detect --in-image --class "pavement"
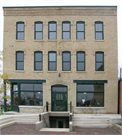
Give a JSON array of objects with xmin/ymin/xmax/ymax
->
[{"xmin": 0, "ymin": 124, "xmax": 121, "ymax": 135}]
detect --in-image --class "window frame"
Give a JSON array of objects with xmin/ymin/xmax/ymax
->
[
  {"xmin": 95, "ymin": 21, "xmax": 104, "ymax": 40},
  {"xmin": 62, "ymin": 21, "xmax": 71, "ymax": 40},
  {"xmin": 77, "ymin": 51, "xmax": 85, "ymax": 71},
  {"xmin": 16, "ymin": 22, "xmax": 24, "ymax": 40},
  {"xmin": 16, "ymin": 51, "xmax": 24, "ymax": 70},
  {"xmin": 48, "ymin": 21, "xmax": 57, "ymax": 40},
  {"xmin": 34, "ymin": 22, "xmax": 43, "ymax": 40},
  {"xmin": 76, "ymin": 21, "xmax": 85, "ymax": 40},
  {"xmin": 95, "ymin": 52, "xmax": 104, "ymax": 71},
  {"xmin": 62, "ymin": 51, "xmax": 71, "ymax": 71},
  {"xmin": 34, "ymin": 51, "xmax": 43, "ymax": 71},
  {"xmin": 48, "ymin": 51, "xmax": 57, "ymax": 71}
]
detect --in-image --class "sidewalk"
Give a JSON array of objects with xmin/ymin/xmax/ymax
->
[{"xmin": 1, "ymin": 124, "xmax": 121, "ymax": 135}]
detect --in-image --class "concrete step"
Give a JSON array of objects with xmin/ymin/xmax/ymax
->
[
  {"xmin": 73, "ymin": 124, "xmax": 111, "ymax": 128},
  {"xmin": 39, "ymin": 128, "xmax": 69, "ymax": 132},
  {"xmin": 0, "ymin": 118, "xmax": 14, "ymax": 125},
  {"xmin": 0, "ymin": 121, "xmax": 15, "ymax": 129}
]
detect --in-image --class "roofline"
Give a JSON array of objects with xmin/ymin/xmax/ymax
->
[{"xmin": 3, "ymin": 6, "xmax": 117, "ymax": 9}]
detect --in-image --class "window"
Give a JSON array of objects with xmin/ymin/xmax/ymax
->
[
  {"xmin": 16, "ymin": 22, "xmax": 24, "ymax": 40},
  {"xmin": 95, "ymin": 22, "xmax": 104, "ymax": 40},
  {"xmin": 48, "ymin": 52, "xmax": 57, "ymax": 71},
  {"xmin": 62, "ymin": 51, "xmax": 71, "ymax": 71},
  {"xmin": 77, "ymin": 84, "xmax": 104, "ymax": 107},
  {"xmin": 34, "ymin": 22, "xmax": 43, "ymax": 40},
  {"xmin": 62, "ymin": 22, "xmax": 70, "ymax": 40},
  {"xmin": 76, "ymin": 22, "xmax": 85, "ymax": 40},
  {"xmin": 95, "ymin": 52, "xmax": 104, "ymax": 71},
  {"xmin": 16, "ymin": 51, "xmax": 24, "ymax": 70},
  {"xmin": 34, "ymin": 51, "xmax": 43, "ymax": 71},
  {"xmin": 48, "ymin": 22, "xmax": 57, "ymax": 40},
  {"xmin": 77, "ymin": 52, "xmax": 85, "ymax": 71}
]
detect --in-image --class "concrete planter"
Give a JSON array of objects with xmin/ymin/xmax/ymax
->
[{"xmin": 113, "ymin": 123, "xmax": 122, "ymax": 133}]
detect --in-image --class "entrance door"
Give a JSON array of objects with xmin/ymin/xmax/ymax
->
[{"xmin": 51, "ymin": 85, "xmax": 67, "ymax": 111}]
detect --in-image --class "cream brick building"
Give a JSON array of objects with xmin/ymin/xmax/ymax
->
[{"xmin": 3, "ymin": 6, "xmax": 118, "ymax": 114}]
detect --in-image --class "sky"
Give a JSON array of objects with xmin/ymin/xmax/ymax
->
[{"xmin": 0, "ymin": 0, "xmax": 122, "ymax": 75}]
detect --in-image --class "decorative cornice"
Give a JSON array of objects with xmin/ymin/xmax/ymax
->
[{"xmin": 3, "ymin": 7, "xmax": 117, "ymax": 16}]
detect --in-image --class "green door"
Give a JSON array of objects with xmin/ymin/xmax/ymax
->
[{"xmin": 52, "ymin": 85, "xmax": 67, "ymax": 111}]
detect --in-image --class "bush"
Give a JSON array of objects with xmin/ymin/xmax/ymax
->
[{"xmin": 7, "ymin": 107, "xmax": 11, "ymax": 111}]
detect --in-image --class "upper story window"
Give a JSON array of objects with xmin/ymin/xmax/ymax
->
[
  {"xmin": 48, "ymin": 22, "xmax": 57, "ymax": 40},
  {"xmin": 77, "ymin": 51, "xmax": 85, "ymax": 71},
  {"xmin": 48, "ymin": 52, "xmax": 57, "ymax": 71},
  {"xmin": 95, "ymin": 22, "xmax": 104, "ymax": 40},
  {"xmin": 16, "ymin": 51, "xmax": 24, "ymax": 70},
  {"xmin": 62, "ymin": 51, "xmax": 71, "ymax": 71},
  {"xmin": 76, "ymin": 22, "xmax": 85, "ymax": 40},
  {"xmin": 95, "ymin": 52, "xmax": 104, "ymax": 71},
  {"xmin": 34, "ymin": 51, "xmax": 43, "ymax": 71},
  {"xmin": 34, "ymin": 22, "xmax": 43, "ymax": 40},
  {"xmin": 16, "ymin": 22, "xmax": 24, "ymax": 40},
  {"xmin": 62, "ymin": 22, "xmax": 71, "ymax": 40}
]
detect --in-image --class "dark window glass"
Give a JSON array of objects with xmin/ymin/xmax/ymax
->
[
  {"xmin": 62, "ymin": 52, "xmax": 71, "ymax": 71},
  {"xmin": 20, "ymin": 84, "xmax": 42, "ymax": 91},
  {"xmin": 16, "ymin": 22, "xmax": 24, "ymax": 40},
  {"xmin": 13, "ymin": 85, "xmax": 18, "ymax": 91},
  {"xmin": 21, "ymin": 92, "xmax": 43, "ymax": 106},
  {"xmin": 77, "ymin": 84, "xmax": 104, "ymax": 107},
  {"xmin": 76, "ymin": 22, "xmax": 85, "ymax": 40},
  {"xmin": 95, "ymin": 22, "xmax": 103, "ymax": 40},
  {"xmin": 52, "ymin": 86, "xmax": 67, "ymax": 92},
  {"xmin": 49, "ymin": 22, "xmax": 57, "ymax": 39},
  {"xmin": 13, "ymin": 92, "xmax": 18, "ymax": 105},
  {"xmin": 34, "ymin": 52, "xmax": 43, "ymax": 71},
  {"xmin": 77, "ymin": 52, "xmax": 85, "ymax": 71},
  {"xmin": 48, "ymin": 52, "xmax": 56, "ymax": 71},
  {"xmin": 35, "ymin": 22, "xmax": 43, "ymax": 40},
  {"xmin": 62, "ymin": 22, "xmax": 70, "ymax": 40},
  {"xmin": 16, "ymin": 51, "xmax": 24, "ymax": 70},
  {"xmin": 95, "ymin": 52, "xmax": 104, "ymax": 71}
]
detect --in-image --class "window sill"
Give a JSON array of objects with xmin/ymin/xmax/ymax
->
[
  {"xmin": 15, "ymin": 70, "xmax": 25, "ymax": 73},
  {"xmin": 76, "ymin": 71, "xmax": 86, "ymax": 73},
  {"xmin": 33, "ymin": 71, "xmax": 43, "ymax": 73},
  {"xmin": 19, "ymin": 105, "xmax": 43, "ymax": 108},
  {"xmin": 61, "ymin": 40, "xmax": 71, "ymax": 42},
  {"xmin": 94, "ymin": 71, "xmax": 105, "ymax": 74},
  {"xmin": 75, "ymin": 107, "xmax": 105, "ymax": 108},
  {"xmin": 47, "ymin": 40, "xmax": 57, "ymax": 42},
  {"xmin": 15, "ymin": 40, "xmax": 25, "ymax": 42},
  {"xmin": 76, "ymin": 40, "xmax": 86, "ymax": 42},
  {"xmin": 34, "ymin": 40, "xmax": 44, "ymax": 42},
  {"xmin": 95, "ymin": 40, "xmax": 104, "ymax": 42},
  {"xmin": 62, "ymin": 71, "xmax": 72, "ymax": 73},
  {"xmin": 47, "ymin": 71, "xmax": 57, "ymax": 73}
]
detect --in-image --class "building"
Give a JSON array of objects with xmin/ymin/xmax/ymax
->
[{"xmin": 3, "ymin": 6, "xmax": 118, "ymax": 114}]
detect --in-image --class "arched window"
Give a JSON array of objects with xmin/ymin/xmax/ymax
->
[
  {"xmin": 76, "ymin": 22, "xmax": 85, "ymax": 40},
  {"xmin": 16, "ymin": 51, "xmax": 24, "ymax": 70},
  {"xmin": 77, "ymin": 51, "xmax": 85, "ymax": 71},
  {"xmin": 34, "ymin": 22, "xmax": 43, "ymax": 40},
  {"xmin": 48, "ymin": 22, "xmax": 57, "ymax": 40},
  {"xmin": 16, "ymin": 22, "xmax": 24, "ymax": 40}
]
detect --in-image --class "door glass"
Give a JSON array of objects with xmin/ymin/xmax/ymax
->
[{"xmin": 58, "ymin": 121, "xmax": 63, "ymax": 128}]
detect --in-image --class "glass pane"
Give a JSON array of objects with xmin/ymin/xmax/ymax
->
[
  {"xmin": 77, "ymin": 32, "xmax": 84, "ymax": 40},
  {"xmin": 77, "ymin": 52, "xmax": 84, "ymax": 61},
  {"xmin": 63, "ymin": 62, "xmax": 70, "ymax": 71},
  {"xmin": 63, "ymin": 32, "xmax": 70, "ymax": 39},
  {"xmin": 17, "ymin": 62, "xmax": 23, "ymax": 70},
  {"xmin": 63, "ymin": 53, "xmax": 70, "ymax": 61},
  {"xmin": 17, "ymin": 52, "xmax": 23, "ymax": 61},
  {"xmin": 17, "ymin": 32, "xmax": 24, "ymax": 40},
  {"xmin": 49, "ymin": 62, "xmax": 56, "ymax": 71},
  {"xmin": 49, "ymin": 53, "xmax": 56, "ymax": 61},
  {"xmin": 13, "ymin": 85, "xmax": 18, "ymax": 91},
  {"xmin": 77, "ymin": 93, "xmax": 103, "ymax": 107},
  {"xmin": 49, "ymin": 32, "xmax": 56, "ymax": 39},
  {"xmin": 35, "ymin": 32, "xmax": 42, "ymax": 40},
  {"xmin": 21, "ymin": 92, "xmax": 43, "ymax": 106},
  {"xmin": 77, "ymin": 84, "xmax": 103, "ymax": 92},
  {"xmin": 13, "ymin": 92, "xmax": 18, "ymax": 105},
  {"xmin": 96, "ymin": 63, "xmax": 104, "ymax": 71},
  {"xmin": 36, "ymin": 23, "xmax": 42, "ymax": 31},
  {"xmin": 35, "ymin": 62, "xmax": 42, "ymax": 70},
  {"xmin": 96, "ymin": 32, "xmax": 103, "ymax": 40},
  {"xmin": 77, "ymin": 63, "xmax": 84, "ymax": 71},
  {"xmin": 96, "ymin": 23, "xmax": 102, "ymax": 31},
  {"xmin": 77, "ymin": 23, "xmax": 84, "ymax": 31},
  {"xmin": 49, "ymin": 23, "xmax": 56, "ymax": 31},
  {"xmin": 34, "ymin": 84, "xmax": 42, "ymax": 91},
  {"xmin": 35, "ymin": 52, "xmax": 42, "ymax": 61},
  {"xmin": 17, "ymin": 23, "xmax": 24, "ymax": 31},
  {"xmin": 20, "ymin": 84, "xmax": 33, "ymax": 90},
  {"xmin": 63, "ymin": 23, "xmax": 70, "ymax": 31},
  {"xmin": 52, "ymin": 87, "xmax": 67, "ymax": 92},
  {"xmin": 96, "ymin": 53, "xmax": 103, "ymax": 62}
]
